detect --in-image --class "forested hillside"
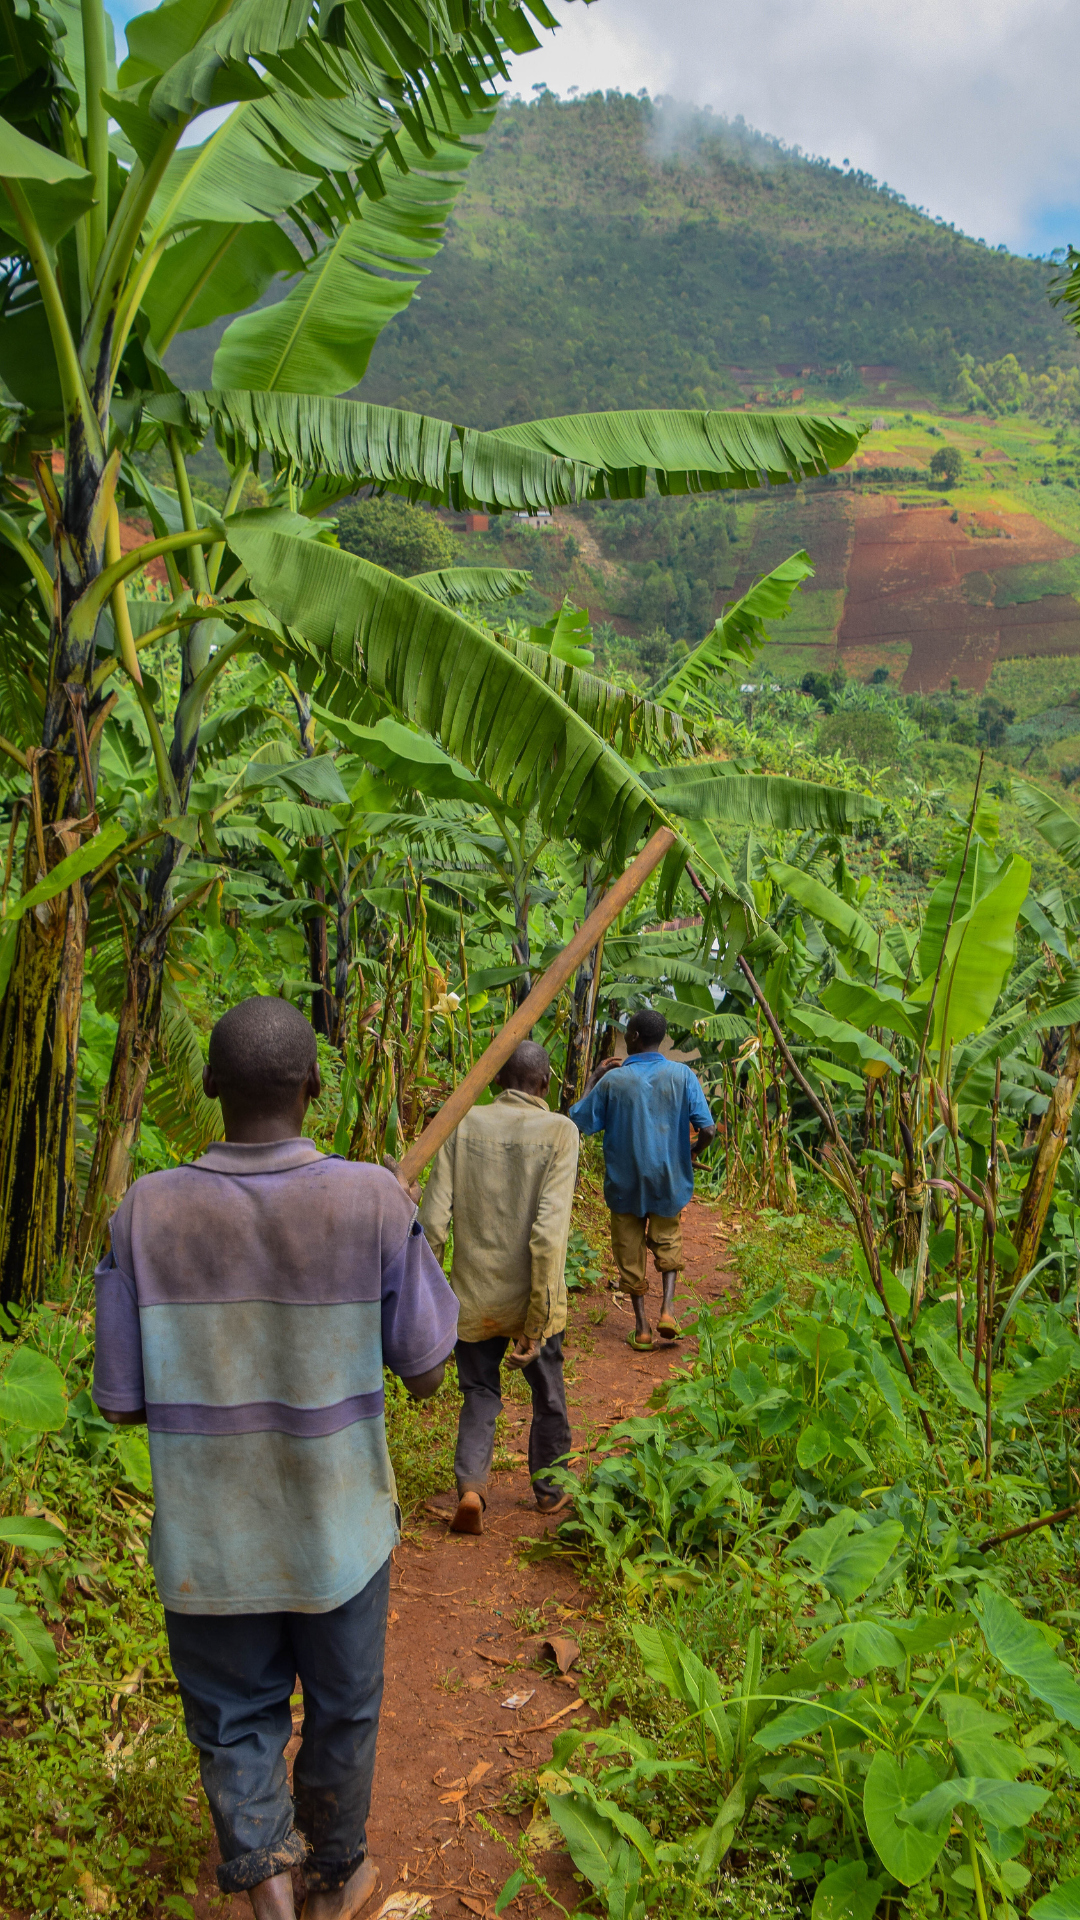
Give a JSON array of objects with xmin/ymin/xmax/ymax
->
[
  {"xmin": 353, "ymin": 91, "xmax": 1078, "ymax": 425},
  {"xmin": 165, "ymin": 93, "xmax": 1080, "ymax": 424}
]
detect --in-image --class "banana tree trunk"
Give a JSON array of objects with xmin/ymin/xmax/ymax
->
[
  {"xmin": 76, "ymin": 920, "xmax": 167, "ymax": 1261},
  {"xmin": 77, "ymin": 619, "xmax": 216, "ymax": 1253},
  {"xmin": 0, "ymin": 442, "xmax": 110, "ymax": 1301},
  {"xmin": 1011, "ymin": 1022, "xmax": 1080, "ymax": 1284}
]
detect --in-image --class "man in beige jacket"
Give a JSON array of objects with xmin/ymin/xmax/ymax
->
[{"xmin": 419, "ymin": 1040, "xmax": 578, "ymax": 1535}]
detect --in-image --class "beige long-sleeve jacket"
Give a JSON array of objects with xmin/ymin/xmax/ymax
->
[{"xmin": 418, "ymin": 1090, "xmax": 579, "ymax": 1344}]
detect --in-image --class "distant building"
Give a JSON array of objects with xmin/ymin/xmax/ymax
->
[{"xmin": 462, "ymin": 512, "xmax": 489, "ymax": 532}]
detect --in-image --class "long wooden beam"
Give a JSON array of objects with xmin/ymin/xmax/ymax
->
[{"xmin": 397, "ymin": 824, "xmax": 678, "ymax": 1183}]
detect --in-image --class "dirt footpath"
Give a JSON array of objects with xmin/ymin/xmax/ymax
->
[{"xmin": 194, "ymin": 1199, "xmax": 741, "ymax": 1920}]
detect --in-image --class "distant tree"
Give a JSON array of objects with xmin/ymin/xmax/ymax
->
[
  {"xmin": 337, "ymin": 500, "xmax": 457, "ymax": 575},
  {"xmin": 930, "ymin": 445, "xmax": 964, "ymax": 486},
  {"xmin": 636, "ymin": 626, "xmax": 674, "ymax": 680},
  {"xmin": 818, "ymin": 709, "xmax": 901, "ymax": 766},
  {"xmin": 870, "ymin": 665, "xmax": 890, "ymax": 684},
  {"xmin": 801, "ymin": 670, "xmax": 834, "ymax": 710}
]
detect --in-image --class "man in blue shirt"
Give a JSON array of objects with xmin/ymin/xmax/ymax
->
[{"xmin": 570, "ymin": 1008, "xmax": 715, "ymax": 1350}]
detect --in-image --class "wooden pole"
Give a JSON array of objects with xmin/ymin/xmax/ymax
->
[{"xmin": 397, "ymin": 825, "xmax": 678, "ymax": 1184}]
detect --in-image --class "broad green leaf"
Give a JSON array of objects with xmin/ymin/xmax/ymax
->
[
  {"xmin": 933, "ymin": 855, "xmax": 1031, "ymax": 1054},
  {"xmin": 409, "ymin": 566, "xmax": 533, "ymax": 607},
  {"xmin": 916, "ymin": 1327, "xmax": 987, "ymax": 1419},
  {"xmin": 494, "ymin": 1872, "xmax": 526, "ymax": 1916},
  {"xmin": 0, "ymin": 1349, "xmax": 68, "ymax": 1431},
  {"xmin": 213, "ymin": 167, "xmax": 457, "ymax": 392},
  {"xmin": 113, "ymin": 1428, "xmax": 153, "ymax": 1494},
  {"xmin": 1032, "ymin": 1878, "xmax": 1080, "ymax": 1919},
  {"xmin": 996, "ymin": 1345, "xmax": 1076, "ymax": 1418},
  {"xmin": 228, "ymin": 529, "xmax": 672, "ymax": 861},
  {"xmin": 975, "ymin": 1586, "xmax": 1080, "ymax": 1728},
  {"xmin": 546, "ymin": 1790, "xmax": 618, "ymax": 1890},
  {"xmin": 655, "ymin": 552, "xmax": 814, "ymax": 714},
  {"xmin": 786, "ymin": 1511, "xmax": 905, "ymax": 1605},
  {"xmin": 821, "ymin": 978, "xmax": 922, "ymax": 1043},
  {"xmin": 484, "ymin": 408, "xmax": 866, "ymax": 497},
  {"xmin": 645, "ymin": 768, "xmax": 880, "ymax": 836},
  {"xmin": 260, "ymin": 755, "xmax": 349, "ymax": 807},
  {"xmin": 755, "ymin": 1698, "xmax": 844, "ymax": 1750},
  {"xmin": 789, "ymin": 1005, "xmax": 903, "ymax": 1073},
  {"xmin": 182, "ymin": 393, "xmax": 861, "ymax": 512},
  {"xmin": 632, "ymin": 1624, "xmax": 733, "ymax": 1766},
  {"xmin": 767, "ymin": 863, "xmax": 903, "ymax": 978},
  {"xmin": 142, "ymin": 220, "xmax": 304, "ymax": 351},
  {"xmin": 312, "ymin": 708, "xmax": 497, "ymax": 806},
  {"xmin": 0, "ymin": 1588, "xmax": 58, "ymax": 1683},
  {"xmin": 3, "ymin": 822, "xmax": 126, "ymax": 927},
  {"xmin": 864, "ymin": 1751, "xmax": 950, "ymax": 1885},
  {"xmin": 0, "ymin": 1516, "xmax": 65, "ymax": 1551},
  {"xmin": 812, "ymin": 1858, "xmax": 884, "ymax": 1920},
  {"xmin": 899, "ymin": 1777, "xmax": 1048, "ymax": 1833},
  {"xmin": 1013, "ymin": 781, "xmax": 1080, "ymax": 870},
  {"xmin": 0, "ymin": 115, "xmax": 95, "ymax": 246},
  {"xmin": 147, "ymin": 117, "xmax": 318, "ymax": 238},
  {"xmin": 938, "ymin": 1697, "xmax": 1025, "ymax": 1781}
]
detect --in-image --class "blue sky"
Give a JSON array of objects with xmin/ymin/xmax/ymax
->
[{"xmin": 111, "ymin": 0, "xmax": 1080, "ymax": 259}]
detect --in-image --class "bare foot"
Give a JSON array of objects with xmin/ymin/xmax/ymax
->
[
  {"xmin": 450, "ymin": 1491, "xmax": 484, "ymax": 1534},
  {"xmin": 302, "ymin": 1857, "xmax": 379, "ymax": 1920},
  {"xmin": 249, "ymin": 1872, "xmax": 296, "ymax": 1920}
]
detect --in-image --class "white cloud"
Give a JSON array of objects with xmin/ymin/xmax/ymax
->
[{"xmin": 509, "ymin": 0, "xmax": 1080, "ymax": 254}]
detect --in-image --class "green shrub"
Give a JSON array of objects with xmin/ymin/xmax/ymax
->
[
  {"xmin": 816, "ymin": 707, "xmax": 901, "ymax": 765},
  {"xmin": 336, "ymin": 498, "xmax": 457, "ymax": 575}
]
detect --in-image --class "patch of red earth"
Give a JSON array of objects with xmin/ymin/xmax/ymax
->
[
  {"xmin": 836, "ymin": 493, "xmax": 1080, "ymax": 691},
  {"xmin": 190, "ymin": 1198, "xmax": 742, "ymax": 1920},
  {"xmin": 118, "ymin": 516, "xmax": 170, "ymax": 589}
]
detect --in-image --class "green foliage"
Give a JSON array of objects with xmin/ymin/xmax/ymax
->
[{"xmin": 336, "ymin": 498, "xmax": 459, "ymax": 576}]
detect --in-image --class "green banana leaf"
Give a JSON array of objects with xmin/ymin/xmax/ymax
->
[
  {"xmin": 766, "ymin": 862, "xmax": 904, "ymax": 978},
  {"xmin": 654, "ymin": 551, "xmax": 814, "ymax": 713},
  {"xmin": 931, "ymin": 855, "xmax": 1031, "ymax": 1055},
  {"xmin": 409, "ymin": 566, "xmax": 533, "ymax": 606},
  {"xmin": 643, "ymin": 768, "xmax": 880, "ymax": 835},
  {"xmin": 1013, "ymin": 779, "xmax": 1080, "ymax": 869}
]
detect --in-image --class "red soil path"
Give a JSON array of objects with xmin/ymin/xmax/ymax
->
[{"xmin": 190, "ymin": 1198, "xmax": 741, "ymax": 1920}]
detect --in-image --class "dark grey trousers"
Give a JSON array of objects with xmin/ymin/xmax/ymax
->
[{"xmin": 454, "ymin": 1333, "xmax": 572, "ymax": 1502}]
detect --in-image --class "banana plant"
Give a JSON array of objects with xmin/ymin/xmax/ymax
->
[{"xmin": 0, "ymin": 0, "xmax": 868, "ymax": 1299}]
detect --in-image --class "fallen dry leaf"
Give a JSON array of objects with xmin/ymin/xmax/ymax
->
[
  {"xmin": 439, "ymin": 1791, "xmax": 467, "ymax": 1805},
  {"xmin": 466, "ymin": 1759, "xmax": 493, "ymax": 1788},
  {"xmin": 459, "ymin": 1899, "xmax": 488, "ymax": 1916},
  {"xmin": 541, "ymin": 1634, "xmax": 579, "ymax": 1674},
  {"xmin": 373, "ymin": 1897, "xmax": 432, "ymax": 1920},
  {"xmin": 389, "ymin": 1610, "xmax": 400, "ymax": 1624},
  {"xmin": 473, "ymin": 1646, "xmax": 514, "ymax": 1666},
  {"xmin": 500, "ymin": 1690, "xmax": 535, "ymax": 1711}
]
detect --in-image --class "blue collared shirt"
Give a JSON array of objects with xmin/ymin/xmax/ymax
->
[{"xmin": 569, "ymin": 1053, "xmax": 714, "ymax": 1218}]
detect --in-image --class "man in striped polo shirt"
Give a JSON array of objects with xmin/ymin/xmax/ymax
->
[{"xmin": 94, "ymin": 997, "xmax": 457, "ymax": 1920}]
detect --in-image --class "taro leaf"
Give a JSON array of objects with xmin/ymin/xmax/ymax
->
[
  {"xmin": 0, "ymin": 1516, "xmax": 65, "ymax": 1551},
  {"xmin": 796, "ymin": 1422, "xmax": 835, "ymax": 1470},
  {"xmin": 1032, "ymin": 1878, "xmax": 1080, "ymax": 1919},
  {"xmin": 863, "ymin": 1750, "xmax": 949, "ymax": 1885},
  {"xmin": 938, "ymin": 1696, "xmax": 1025, "ymax": 1780},
  {"xmin": 786, "ymin": 1510, "xmax": 905, "ymax": 1605},
  {"xmin": 0, "ymin": 1349, "xmax": 68, "ymax": 1431},
  {"xmin": 811, "ymin": 1858, "xmax": 885, "ymax": 1920},
  {"xmin": 887, "ymin": 1615, "xmax": 963, "ymax": 1659},
  {"xmin": 0, "ymin": 1588, "xmax": 58, "ymax": 1683},
  {"xmin": 113, "ymin": 1428, "xmax": 153, "ymax": 1494},
  {"xmin": 996, "ymin": 1346, "xmax": 1076, "ymax": 1419},
  {"xmin": 546, "ymin": 1789, "xmax": 618, "ymax": 1890},
  {"xmin": 899, "ymin": 1777, "xmax": 1049, "ymax": 1834},
  {"xmin": 756, "ymin": 1697, "xmax": 853, "ymax": 1751},
  {"xmin": 975, "ymin": 1585, "xmax": 1080, "ymax": 1728},
  {"xmin": 836, "ymin": 1621, "xmax": 908, "ymax": 1677}
]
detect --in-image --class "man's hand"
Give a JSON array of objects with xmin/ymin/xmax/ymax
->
[
  {"xmin": 506, "ymin": 1335, "xmax": 539, "ymax": 1370},
  {"xmin": 400, "ymin": 1361, "xmax": 446, "ymax": 1400},
  {"xmin": 691, "ymin": 1124, "xmax": 717, "ymax": 1164},
  {"xmin": 383, "ymin": 1154, "xmax": 421, "ymax": 1204},
  {"xmin": 582, "ymin": 1056, "xmax": 622, "ymax": 1096}
]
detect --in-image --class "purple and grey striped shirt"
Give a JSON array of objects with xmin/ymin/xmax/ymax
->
[{"xmin": 94, "ymin": 1138, "xmax": 458, "ymax": 1616}]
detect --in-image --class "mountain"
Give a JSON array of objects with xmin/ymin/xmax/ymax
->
[{"xmin": 352, "ymin": 92, "xmax": 1079, "ymax": 427}]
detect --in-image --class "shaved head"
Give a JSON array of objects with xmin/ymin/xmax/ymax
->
[
  {"xmin": 497, "ymin": 1041, "xmax": 551, "ymax": 1095},
  {"xmin": 208, "ymin": 996, "xmax": 318, "ymax": 1111}
]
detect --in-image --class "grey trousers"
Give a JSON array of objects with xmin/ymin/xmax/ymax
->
[{"xmin": 454, "ymin": 1333, "xmax": 572, "ymax": 1503}]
